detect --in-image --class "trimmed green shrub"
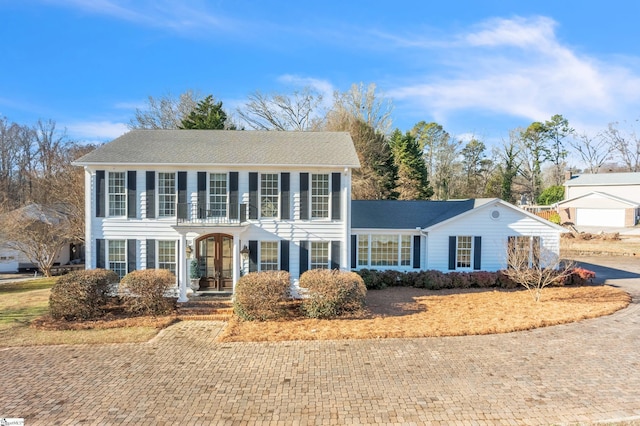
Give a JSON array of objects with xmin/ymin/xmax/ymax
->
[
  {"xmin": 300, "ymin": 269, "xmax": 366, "ymax": 319},
  {"xmin": 233, "ymin": 271, "xmax": 291, "ymax": 321},
  {"xmin": 49, "ymin": 269, "xmax": 119, "ymax": 320},
  {"xmin": 119, "ymin": 269, "xmax": 176, "ymax": 316}
]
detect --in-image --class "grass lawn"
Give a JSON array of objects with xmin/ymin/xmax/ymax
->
[
  {"xmin": 219, "ymin": 285, "xmax": 630, "ymax": 342},
  {"xmin": 0, "ymin": 278, "xmax": 173, "ymax": 348},
  {"xmin": 561, "ymin": 234, "xmax": 640, "ymax": 256}
]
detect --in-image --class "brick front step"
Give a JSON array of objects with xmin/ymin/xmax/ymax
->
[{"xmin": 177, "ymin": 297, "xmax": 233, "ymax": 321}]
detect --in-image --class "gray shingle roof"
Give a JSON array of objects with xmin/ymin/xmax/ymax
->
[
  {"xmin": 565, "ymin": 172, "xmax": 640, "ymax": 186},
  {"xmin": 351, "ymin": 199, "xmax": 491, "ymax": 229},
  {"xmin": 74, "ymin": 130, "xmax": 360, "ymax": 168}
]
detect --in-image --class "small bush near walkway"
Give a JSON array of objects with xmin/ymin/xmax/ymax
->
[
  {"xmin": 233, "ymin": 271, "xmax": 291, "ymax": 321},
  {"xmin": 300, "ymin": 269, "xmax": 366, "ymax": 319},
  {"xmin": 119, "ymin": 269, "xmax": 176, "ymax": 316},
  {"xmin": 49, "ymin": 269, "xmax": 119, "ymax": 320}
]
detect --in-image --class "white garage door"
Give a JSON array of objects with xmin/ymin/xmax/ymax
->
[{"xmin": 576, "ymin": 208, "xmax": 625, "ymax": 227}]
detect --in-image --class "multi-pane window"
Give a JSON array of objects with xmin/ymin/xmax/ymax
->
[
  {"xmin": 209, "ymin": 173, "xmax": 227, "ymax": 217},
  {"xmin": 158, "ymin": 240, "xmax": 176, "ymax": 275},
  {"xmin": 456, "ymin": 236, "xmax": 472, "ymax": 269},
  {"xmin": 260, "ymin": 241, "xmax": 279, "ymax": 271},
  {"xmin": 508, "ymin": 236, "xmax": 540, "ymax": 268},
  {"xmin": 108, "ymin": 240, "xmax": 126, "ymax": 279},
  {"xmin": 356, "ymin": 234, "xmax": 414, "ymax": 268},
  {"xmin": 158, "ymin": 173, "xmax": 176, "ymax": 217},
  {"xmin": 260, "ymin": 174, "xmax": 279, "ymax": 218},
  {"xmin": 108, "ymin": 172, "xmax": 126, "ymax": 216},
  {"xmin": 310, "ymin": 241, "xmax": 329, "ymax": 269},
  {"xmin": 311, "ymin": 174, "xmax": 329, "ymax": 219},
  {"xmin": 357, "ymin": 235, "xmax": 369, "ymax": 266},
  {"xmin": 371, "ymin": 235, "xmax": 399, "ymax": 266},
  {"xmin": 400, "ymin": 235, "xmax": 412, "ymax": 266}
]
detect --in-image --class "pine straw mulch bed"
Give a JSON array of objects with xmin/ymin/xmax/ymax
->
[
  {"xmin": 218, "ymin": 285, "xmax": 631, "ymax": 342},
  {"xmin": 30, "ymin": 299, "xmax": 178, "ymax": 331}
]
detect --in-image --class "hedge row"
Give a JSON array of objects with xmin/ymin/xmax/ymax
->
[
  {"xmin": 49, "ymin": 268, "xmax": 177, "ymax": 320},
  {"xmin": 356, "ymin": 268, "xmax": 594, "ymax": 290}
]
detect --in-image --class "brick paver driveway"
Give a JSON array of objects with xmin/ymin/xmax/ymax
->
[{"xmin": 1, "ymin": 256, "xmax": 639, "ymax": 425}]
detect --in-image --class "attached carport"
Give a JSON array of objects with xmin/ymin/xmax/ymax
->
[{"xmin": 556, "ymin": 192, "xmax": 639, "ymax": 227}]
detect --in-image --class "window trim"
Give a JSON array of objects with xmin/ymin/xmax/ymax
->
[
  {"xmin": 157, "ymin": 240, "xmax": 177, "ymax": 275},
  {"xmin": 259, "ymin": 240, "xmax": 279, "ymax": 271},
  {"xmin": 310, "ymin": 241, "xmax": 330, "ymax": 269},
  {"xmin": 157, "ymin": 172, "xmax": 176, "ymax": 218},
  {"xmin": 456, "ymin": 235, "xmax": 473, "ymax": 269},
  {"xmin": 107, "ymin": 239, "xmax": 127, "ymax": 279},
  {"xmin": 107, "ymin": 171, "xmax": 126, "ymax": 217},
  {"xmin": 208, "ymin": 172, "xmax": 229, "ymax": 218},
  {"xmin": 260, "ymin": 173, "xmax": 279, "ymax": 219},
  {"xmin": 310, "ymin": 173, "xmax": 330, "ymax": 220},
  {"xmin": 354, "ymin": 234, "xmax": 414, "ymax": 269}
]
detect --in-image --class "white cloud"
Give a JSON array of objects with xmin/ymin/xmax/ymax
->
[
  {"xmin": 277, "ymin": 75, "xmax": 335, "ymax": 110},
  {"xmin": 65, "ymin": 120, "xmax": 128, "ymax": 141},
  {"xmin": 42, "ymin": 0, "xmax": 236, "ymax": 34},
  {"xmin": 386, "ymin": 16, "xmax": 640, "ymax": 134}
]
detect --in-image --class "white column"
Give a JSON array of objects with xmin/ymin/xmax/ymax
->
[
  {"xmin": 232, "ymin": 235, "xmax": 239, "ymax": 293},
  {"xmin": 178, "ymin": 233, "xmax": 189, "ymax": 303}
]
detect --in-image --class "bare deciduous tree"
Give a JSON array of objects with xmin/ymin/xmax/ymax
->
[
  {"xmin": 129, "ymin": 90, "xmax": 201, "ymax": 129},
  {"xmin": 0, "ymin": 204, "xmax": 73, "ymax": 277},
  {"xmin": 569, "ymin": 132, "xmax": 613, "ymax": 174},
  {"xmin": 602, "ymin": 121, "xmax": 640, "ymax": 172},
  {"xmin": 501, "ymin": 237, "xmax": 575, "ymax": 302},
  {"xmin": 327, "ymin": 83, "xmax": 393, "ymax": 135},
  {"xmin": 237, "ymin": 87, "xmax": 325, "ymax": 131}
]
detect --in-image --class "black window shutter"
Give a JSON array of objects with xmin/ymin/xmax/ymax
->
[
  {"xmin": 300, "ymin": 173, "xmax": 309, "ymax": 220},
  {"xmin": 331, "ymin": 241, "xmax": 341, "ymax": 270},
  {"xmin": 350, "ymin": 235, "xmax": 357, "ymax": 269},
  {"xmin": 96, "ymin": 238, "xmax": 105, "ymax": 269},
  {"xmin": 127, "ymin": 239, "xmax": 136, "ymax": 273},
  {"xmin": 448, "ymin": 236, "xmax": 456, "ymax": 270},
  {"xmin": 248, "ymin": 240, "xmax": 258, "ymax": 272},
  {"xmin": 146, "ymin": 171, "xmax": 155, "ymax": 219},
  {"xmin": 280, "ymin": 240, "xmax": 290, "ymax": 271},
  {"xmin": 413, "ymin": 235, "xmax": 421, "ymax": 269},
  {"xmin": 127, "ymin": 171, "xmax": 136, "ymax": 219},
  {"xmin": 197, "ymin": 172, "xmax": 207, "ymax": 219},
  {"xmin": 96, "ymin": 170, "xmax": 105, "ymax": 217},
  {"xmin": 146, "ymin": 239, "xmax": 155, "ymax": 269},
  {"xmin": 280, "ymin": 172, "xmax": 290, "ymax": 220},
  {"xmin": 331, "ymin": 172, "xmax": 341, "ymax": 220},
  {"xmin": 249, "ymin": 172, "xmax": 258, "ymax": 220},
  {"xmin": 299, "ymin": 241, "xmax": 309, "ymax": 275},
  {"xmin": 177, "ymin": 171, "xmax": 187, "ymax": 220},
  {"xmin": 229, "ymin": 172, "xmax": 239, "ymax": 220},
  {"xmin": 473, "ymin": 236, "xmax": 482, "ymax": 270}
]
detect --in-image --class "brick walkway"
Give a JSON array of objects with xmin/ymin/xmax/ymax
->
[{"xmin": 1, "ymin": 256, "xmax": 640, "ymax": 425}]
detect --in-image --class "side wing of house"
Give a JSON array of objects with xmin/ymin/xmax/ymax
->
[{"xmin": 425, "ymin": 202, "xmax": 562, "ymax": 272}]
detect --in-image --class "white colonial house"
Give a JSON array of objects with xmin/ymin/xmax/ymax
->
[{"xmin": 75, "ymin": 130, "xmax": 565, "ymax": 301}]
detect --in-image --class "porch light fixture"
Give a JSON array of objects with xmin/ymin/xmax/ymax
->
[
  {"xmin": 240, "ymin": 245, "xmax": 250, "ymax": 261},
  {"xmin": 185, "ymin": 244, "xmax": 193, "ymax": 257}
]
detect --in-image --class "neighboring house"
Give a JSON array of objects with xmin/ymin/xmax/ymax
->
[
  {"xmin": 560, "ymin": 172, "xmax": 640, "ymax": 227},
  {"xmin": 0, "ymin": 204, "xmax": 83, "ymax": 273},
  {"xmin": 557, "ymin": 192, "xmax": 640, "ymax": 227},
  {"xmin": 75, "ymin": 130, "xmax": 564, "ymax": 300},
  {"xmin": 351, "ymin": 199, "xmax": 564, "ymax": 273}
]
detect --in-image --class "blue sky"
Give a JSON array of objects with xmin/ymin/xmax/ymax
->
[{"xmin": 2, "ymin": 0, "xmax": 640, "ymax": 148}]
